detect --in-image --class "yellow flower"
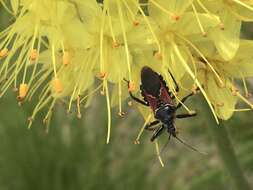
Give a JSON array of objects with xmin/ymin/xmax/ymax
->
[
  {"xmin": 0, "ymin": 0, "xmax": 253, "ymax": 140},
  {"xmin": 194, "ymin": 39, "xmax": 253, "ymax": 120}
]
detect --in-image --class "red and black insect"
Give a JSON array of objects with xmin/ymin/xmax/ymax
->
[{"xmin": 126, "ymin": 66, "xmax": 199, "ymax": 150}]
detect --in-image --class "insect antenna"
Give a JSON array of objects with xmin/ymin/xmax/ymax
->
[
  {"xmin": 159, "ymin": 134, "xmax": 171, "ymax": 156},
  {"xmin": 123, "ymin": 78, "xmax": 128, "ymax": 83},
  {"xmin": 151, "ymin": 134, "xmax": 172, "ymax": 169},
  {"xmin": 174, "ymin": 136, "xmax": 207, "ymax": 155}
]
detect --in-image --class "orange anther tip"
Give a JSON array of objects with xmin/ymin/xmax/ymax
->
[
  {"xmin": 128, "ymin": 81, "xmax": 136, "ymax": 92},
  {"xmin": 0, "ymin": 48, "xmax": 8, "ymax": 58},
  {"xmin": 219, "ymin": 24, "xmax": 225, "ymax": 30},
  {"xmin": 30, "ymin": 49, "xmax": 37, "ymax": 61},
  {"xmin": 216, "ymin": 102, "xmax": 224, "ymax": 107},
  {"xmin": 112, "ymin": 42, "xmax": 120, "ymax": 48},
  {"xmin": 231, "ymin": 86, "xmax": 239, "ymax": 96},
  {"xmin": 63, "ymin": 51, "xmax": 70, "ymax": 66},
  {"xmin": 202, "ymin": 32, "xmax": 207, "ymax": 37},
  {"xmin": 97, "ymin": 72, "xmax": 107, "ymax": 80},
  {"xmin": 134, "ymin": 140, "xmax": 140, "ymax": 145},
  {"xmin": 133, "ymin": 20, "xmax": 139, "ymax": 26},
  {"xmin": 19, "ymin": 83, "xmax": 28, "ymax": 99},
  {"xmin": 154, "ymin": 52, "xmax": 162, "ymax": 60},
  {"xmin": 172, "ymin": 15, "xmax": 180, "ymax": 21},
  {"xmin": 53, "ymin": 78, "xmax": 63, "ymax": 93}
]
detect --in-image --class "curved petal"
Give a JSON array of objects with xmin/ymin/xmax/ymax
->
[{"xmin": 209, "ymin": 10, "xmax": 241, "ymax": 60}]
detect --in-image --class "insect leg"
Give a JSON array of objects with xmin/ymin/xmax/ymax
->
[
  {"xmin": 168, "ymin": 70, "xmax": 179, "ymax": 92},
  {"xmin": 145, "ymin": 120, "xmax": 160, "ymax": 131},
  {"xmin": 150, "ymin": 126, "xmax": 165, "ymax": 142},
  {"xmin": 176, "ymin": 92, "xmax": 194, "ymax": 109},
  {"xmin": 176, "ymin": 112, "xmax": 197, "ymax": 119},
  {"xmin": 123, "ymin": 79, "xmax": 149, "ymax": 106},
  {"xmin": 129, "ymin": 91, "xmax": 149, "ymax": 106}
]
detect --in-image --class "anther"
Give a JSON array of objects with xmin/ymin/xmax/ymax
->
[
  {"xmin": 53, "ymin": 78, "xmax": 63, "ymax": 93},
  {"xmin": 133, "ymin": 20, "xmax": 139, "ymax": 26},
  {"xmin": 172, "ymin": 14, "xmax": 180, "ymax": 21},
  {"xmin": 128, "ymin": 81, "xmax": 135, "ymax": 92},
  {"xmin": 19, "ymin": 83, "xmax": 28, "ymax": 99},
  {"xmin": 30, "ymin": 49, "xmax": 38, "ymax": 61},
  {"xmin": 118, "ymin": 111, "xmax": 126, "ymax": 117},
  {"xmin": 246, "ymin": 92, "xmax": 252, "ymax": 98},
  {"xmin": 154, "ymin": 51, "xmax": 163, "ymax": 60},
  {"xmin": 0, "ymin": 48, "xmax": 8, "ymax": 58},
  {"xmin": 112, "ymin": 42, "xmax": 121, "ymax": 48},
  {"xmin": 128, "ymin": 101, "xmax": 133, "ymax": 106},
  {"xmin": 63, "ymin": 51, "xmax": 70, "ymax": 66},
  {"xmin": 43, "ymin": 118, "xmax": 48, "ymax": 124},
  {"xmin": 219, "ymin": 23, "xmax": 225, "ymax": 30},
  {"xmin": 97, "ymin": 72, "xmax": 107, "ymax": 80},
  {"xmin": 192, "ymin": 84, "xmax": 199, "ymax": 94},
  {"xmin": 202, "ymin": 32, "xmax": 207, "ymax": 37},
  {"xmin": 27, "ymin": 116, "xmax": 33, "ymax": 123},
  {"xmin": 231, "ymin": 86, "xmax": 239, "ymax": 96},
  {"xmin": 12, "ymin": 87, "xmax": 18, "ymax": 92},
  {"xmin": 216, "ymin": 102, "xmax": 224, "ymax": 107},
  {"xmin": 100, "ymin": 90, "xmax": 105, "ymax": 95},
  {"xmin": 189, "ymin": 110, "xmax": 197, "ymax": 115}
]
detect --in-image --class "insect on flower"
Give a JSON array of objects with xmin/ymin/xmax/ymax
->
[{"xmin": 125, "ymin": 66, "xmax": 203, "ymax": 153}]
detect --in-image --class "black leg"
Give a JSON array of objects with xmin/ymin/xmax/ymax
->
[
  {"xmin": 168, "ymin": 70, "xmax": 179, "ymax": 92},
  {"xmin": 145, "ymin": 120, "xmax": 160, "ymax": 131},
  {"xmin": 150, "ymin": 126, "xmax": 165, "ymax": 142},
  {"xmin": 129, "ymin": 91, "xmax": 149, "ymax": 106},
  {"xmin": 124, "ymin": 79, "xmax": 149, "ymax": 106},
  {"xmin": 176, "ymin": 92, "xmax": 194, "ymax": 109},
  {"xmin": 176, "ymin": 112, "xmax": 197, "ymax": 119}
]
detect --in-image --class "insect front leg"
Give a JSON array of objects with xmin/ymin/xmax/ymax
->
[
  {"xmin": 176, "ymin": 112, "xmax": 197, "ymax": 119},
  {"xmin": 150, "ymin": 126, "xmax": 165, "ymax": 142},
  {"xmin": 129, "ymin": 91, "xmax": 149, "ymax": 106},
  {"xmin": 168, "ymin": 70, "xmax": 179, "ymax": 93},
  {"xmin": 145, "ymin": 120, "xmax": 160, "ymax": 131},
  {"xmin": 176, "ymin": 92, "xmax": 194, "ymax": 109},
  {"xmin": 124, "ymin": 79, "xmax": 149, "ymax": 106}
]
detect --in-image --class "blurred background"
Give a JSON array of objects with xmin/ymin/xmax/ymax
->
[{"xmin": 1, "ymin": 4, "xmax": 253, "ymax": 190}]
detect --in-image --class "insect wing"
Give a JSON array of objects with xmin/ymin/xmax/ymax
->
[
  {"xmin": 159, "ymin": 82, "xmax": 173, "ymax": 105},
  {"xmin": 141, "ymin": 66, "xmax": 161, "ymax": 97},
  {"xmin": 145, "ymin": 93, "xmax": 158, "ymax": 112}
]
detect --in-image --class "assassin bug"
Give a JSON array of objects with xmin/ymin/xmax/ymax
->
[{"xmin": 125, "ymin": 66, "xmax": 202, "ymax": 153}]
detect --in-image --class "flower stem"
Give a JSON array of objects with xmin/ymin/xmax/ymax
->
[{"xmin": 203, "ymin": 104, "xmax": 250, "ymax": 190}]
